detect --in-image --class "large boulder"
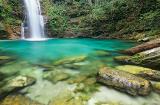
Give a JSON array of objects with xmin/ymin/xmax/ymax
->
[
  {"xmin": 130, "ymin": 47, "xmax": 160, "ymax": 69},
  {"xmin": 115, "ymin": 65, "xmax": 160, "ymax": 81},
  {"xmin": 97, "ymin": 67, "xmax": 152, "ymax": 96},
  {"xmin": 122, "ymin": 38, "xmax": 160, "ymax": 55},
  {"xmin": 0, "ymin": 76, "xmax": 36, "ymax": 98}
]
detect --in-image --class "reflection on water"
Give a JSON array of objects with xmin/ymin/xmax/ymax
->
[{"xmin": 0, "ymin": 39, "xmax": 159, "ymax": 105}]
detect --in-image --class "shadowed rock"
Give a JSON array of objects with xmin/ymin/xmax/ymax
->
[{"xmin": 97, "ymin": 67, "xmax": 152, "ymax": 96}]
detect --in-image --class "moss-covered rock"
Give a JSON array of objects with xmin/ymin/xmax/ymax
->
[
  {"xmin": 0, "ymin": 95, "xmax": 43, "ymax": 105},
  {"xmin": 115, "ymin": 65, "xmax": 160, "ymax": 81},
  {"xmin": 0, "ymin": 75, "xmax": 36, "ymax": 98},
  {"xmin": 114, "ymin": 56, "xmax": 132, "ymax": 64},
  {"xmin": 97, "ymin": 67, "xmax": 152, "ymax": 96},
  {"xmin": 130, "ymin": 47, "xmax": 160, "ymax": 69}
]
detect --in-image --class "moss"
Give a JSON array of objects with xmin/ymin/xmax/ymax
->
[{"xmin": 115, "ymin": 65, "xmax": 152, "ymax": 74}]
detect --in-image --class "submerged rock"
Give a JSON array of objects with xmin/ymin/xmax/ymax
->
[
  {"xmin": 0, "ymin": 76, "xmax": 36, "ymax": 98},
  {"xmin": 116, "ymin": 65, "xmax": 160, "ymax": 81},
  {"xmin": 97, "ymin": 67, "xmax": 152, "ymax": 96},
  {"xmin": 122, "ymin": 38, "xmax": 160, "ymax": 55},
  {"xmin": 0, "ymin": 56, "xmax": 15, "ymax": 65},
  {"xmin": 49, "ymin": 90, "xmax": 84, "ymax": 105},
  {"xmin": 43, "ymin": 70, "xmax": 70, "ymax": 83},
  {"xmin": 9, "ymin": 76, "xmax": 36, "ymax": 87},
  {"xmin": 92, "ymin": 50, "xmax": 110, "ymax": 57},
  {"xmin": 53, "ymin": 55, "xmax": 87, "ymax": 66},
  {"xmin": 0, "ymin": 95, "xmax": 43, "ymax": 105}
]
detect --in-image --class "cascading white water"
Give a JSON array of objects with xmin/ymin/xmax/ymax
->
[{"xmin": 22, "ymin": 0, "xmax": 46, "ymax": 41}]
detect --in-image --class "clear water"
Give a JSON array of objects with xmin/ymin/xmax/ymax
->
[
  {"xmin": 0, "ymin": 39, "xmax": 135, "ymax": 63},
  {"xmin": 0, "ymin": 39, "xmax": 160, "ymax": 105}
]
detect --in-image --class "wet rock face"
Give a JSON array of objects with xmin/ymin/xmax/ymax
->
[
  {"xmin": 0, "ymin": 76, "xmax": 36, "ymax": 98},
  {"xmin": 97, "ymin": 67, "xmax": 152, "ymax": 96},
  {"xmin": 116, "ymin": 65, "xmax": 160, "ymax": 81},
  {"xmin": 0, "ymin": 95, "xmax": 43, "ymax": 105}
]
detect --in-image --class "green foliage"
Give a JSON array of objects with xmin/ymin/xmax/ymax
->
[
  {"xmin": 80, "ymin": 0, "xmax": 160, "ymax": 38},
  {"xmin": 48, "ymin": 4, "xmax": 69, "ymax": 35}
]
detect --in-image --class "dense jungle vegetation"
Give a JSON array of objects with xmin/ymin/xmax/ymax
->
[{"xmin": 1, "ymin": 0, "xmax": 160, "ymax": 40}]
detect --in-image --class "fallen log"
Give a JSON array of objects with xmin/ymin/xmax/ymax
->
[{"xmin": 122, "ymin": 38, "xmax": 160, "ymax": 55}]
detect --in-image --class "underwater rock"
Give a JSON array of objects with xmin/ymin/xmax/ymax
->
[
  {"xmin": 122, "ymin": 38, "xmax": 160, "ymax": 55},
  {"xmin": 92, "ymin": 50, "xmax": 110, "ymax": 57},
  {"xmin": 152, "ymin": 82, "xmax": 160, "ymax": 94},
  {"xmin": 49, "ymin": 90, "xmax": 84, "ymax": 105},
  {"xmin": 9, "ymin": 75, "xmax": 36, "ymax": 87},
  {"xmin": 0, "ymin": 76, "xmax": 36, "ymax": 98},
  {"xmin": 0, "ymin": 56, "xmax": 15, "ymax": 65},
  {"xmin": 0, "ymin": 95, "xmax": 43, "ymax": 105},
  {"xmin": 116, "ymin": 65, "xmax": 160, "ymax": 81},
  {"xmin": 97, "ymin": 67, "xmax": 152, "ymax": 96},
  {"xmin": 53, "ymin": 55, "xmax": 87, "ymax": 66},
  {"xmin": 43, "ymin": 70, "xmax": 70, "ymax": 83},
  {"xmin": 67, "ymin": 74, "xmax": 98, "ymax": 95}
]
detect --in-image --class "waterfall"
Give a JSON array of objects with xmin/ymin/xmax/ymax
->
[{"xmin": 22, "ymin": 0, "xmax": 46, "ymax": 41}]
